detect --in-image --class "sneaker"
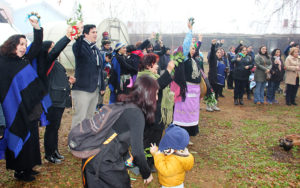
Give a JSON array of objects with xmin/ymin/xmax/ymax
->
[
  {"xmin": 212, "ymin": 105, "xmax": 220, "ymax": 111},
  {"xmin": 206, "ymin": 106, "xmax": 213, "ymax": 112},
  {"xmin": 189, "ymin": 141, "xmax": 194, "ymax": 145},
  {"xmin": 256, "ymin": 102, "xmax": 261, "ymax": 105},
  {"xmin": 14, "ymin": 171, "xmax": 35, "ymax": 182},
  {"xmin": 263, "ymin": 101, "xmax": 268, "ymax": 105}
]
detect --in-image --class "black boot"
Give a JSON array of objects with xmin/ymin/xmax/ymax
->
[
  {"xmin": 14, "ymin": 171, "xmax": 35, "ymax": 182},
  {"xmin": 26, "ymin": 169, "xmax": 39, "ymax": 176},
  {"xmin": 234, "ymin": 99, "xmax": 239, "ymax": 105},
  {"xmin": 239, "ymin": 99, "xmax": 244, "ymax": 105},
  {"xmin": 45, "ymin": 155, "xmax": 61, "ymax": 164},
  {"xmin": 54, "ymin": 150, "xmax": 64, "ymax": 160}
]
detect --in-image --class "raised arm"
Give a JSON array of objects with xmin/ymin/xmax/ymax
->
[
  {"xmin": 182, "ymin": 22, "xmax": 193, "ymax": 60},
  {"xmin": 47, "ymin": 26, "xmax": 73, "ymax": 63},
  {"xmin": 209, "ymin": 39, "xmax": 217, "ymax": 64},
  {"xmin": 26, "ymin": 19, "xmax": 43, "ymax": 62}
]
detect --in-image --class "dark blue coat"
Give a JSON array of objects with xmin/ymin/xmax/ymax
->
[{"xmin": 72, "ymin": 37, "xmax": 105, "ymax": 92}]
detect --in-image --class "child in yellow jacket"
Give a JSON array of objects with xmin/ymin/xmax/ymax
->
[{"xmin": 150, "ymin": 124, "xmax": 194, "ymax": 188}]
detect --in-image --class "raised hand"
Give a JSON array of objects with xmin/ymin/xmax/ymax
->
[
  {"xmin": 188, "ymin": 21, "xmax": 193, "ymax": 30},
  {"xmin": 150, "ymin": 143, "xmax": 158, "ymax": 155},
  {"xmin": 212, "ymin": 39, "xmax": 217, "ymax": 45},
  {"xmin": 77, "ymin": 21, "xmax": 84, "ymax": 34},
  {"xmin": 198, "ymin": 34, "xmax": 203, "ymax": 42},
  {"xmin": 167, "ymin": 60, "xmax": 175, "ymax": 74},
  {"xmin": 29, "ymin": 18, "xmax": 40, "ymax": 30},
  {"xmin": 66, "ymin": 26, "xmax": 73, "ymax": 39}
]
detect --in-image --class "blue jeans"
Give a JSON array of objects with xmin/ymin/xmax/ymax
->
[
  {"xmin": 254, "ymin": 81, "xmax": 266, "ymax": 103},
  {"xmin": 266, "ymin": 81, "xmax": 280, "ymax": 103}
]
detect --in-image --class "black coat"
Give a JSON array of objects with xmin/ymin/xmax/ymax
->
[
  {"xmin": 37, "ymin": 36, "xmax": 71, "ymax": 88},
  {"xmin": 72, "ymin": 37, "xmax": 105, "ymax": 92},
  {"xmin": 48, "ymin": 61, "xmax": 71, "ymax": 108},
  {"xmin": 208, "ymin": 44, "xmax": 218, "ymax": 85},
  {"xmin": 232, "ymin": 54, "xmax": 253, "ymax": 81},
  {"xmin": 45, "ymin": 36, "xmax": 71, "ymax": 108},
  {"xmin": 270, "ymin": 57, "xmax": 285, "ymax": 82},
  {"xmin": 83, "ymin": 108, "xmax": 151, "ymax": 188}
]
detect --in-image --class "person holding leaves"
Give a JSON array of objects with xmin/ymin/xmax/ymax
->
[
  {"xmin": 172, "ymin": 20, "xmax": 202, "ymax": 140},
  {"xmin": 42, "ymin": 26, "xmax": 76, "ymax": 164}
]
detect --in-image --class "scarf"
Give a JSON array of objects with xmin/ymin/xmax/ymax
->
[
  {"xmin": 84, "ymin": 38, "xmax": 100, "ymax": 66},
  {"xmin": 238, "ymin": 53, "xmax": 246, "ymax": 58},
  {"xmin": 274, "ymin": 56, "xmax": 282, "ymax": 71},
  {"xmin": 137, "ymin": 70, "xmax": 174, "ymax": 125}
]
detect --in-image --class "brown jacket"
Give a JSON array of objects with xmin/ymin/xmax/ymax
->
[{"xmin": 284, "ymin": 55, "xmax": 300, "ymax": 85}]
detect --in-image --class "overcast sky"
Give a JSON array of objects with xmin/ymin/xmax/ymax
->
[{"xmin": 2, "ymin": 0, "xmax": 299, "ymax": 34}]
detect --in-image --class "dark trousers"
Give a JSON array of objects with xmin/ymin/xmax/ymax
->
[
  {"xmin": 227, "ymin": 71, "xmax": 234, "ymax": 89},
  {"xmin": 44, "ymin": 107, "xmax": 65, "ymax": 156},
  {"xmin": 234, "ymin": 79, "xmax": 247, "ymax": 99},
  {"xmin": 211, "ymin": 83, "xmax": 223, "ymax": 100},
  {"xmin": 245, "ymin": 81, "xmax": 251, "ymax": 95},
  {"xmin": 266, "ymin": 81, "xmax": 280, "ymax": 102},
  {"xmin": 286, "ymin": 77, "xmax": 299, "ymax": 104}
]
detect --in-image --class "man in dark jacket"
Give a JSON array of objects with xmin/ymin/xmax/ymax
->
[{"xmin": 71, "ymin": 24, "xmax": 105, "ymax": 128}]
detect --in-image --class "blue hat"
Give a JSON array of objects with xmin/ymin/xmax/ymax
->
[
  {"xmin": 159, "ymin": 124, "xmax": 189, "ymax": 151},
  {"xmin": 115, "ymin": 42, "xmax": 125, "ymax": 51}
]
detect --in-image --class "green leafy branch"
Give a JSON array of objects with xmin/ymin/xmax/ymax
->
[
  {"xmin": 67, "ymin": 3, "xmax": 83, "ymax": 26},
  {"xmin": 170, "ymin": 52, "xmax": 185, "ymax": 67},
  {"xmin": 144, "ymin": 148, "xmax": 153, "ymax": 159}
]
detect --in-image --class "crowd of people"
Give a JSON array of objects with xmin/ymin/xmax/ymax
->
[{"xmin": 0, "ymin": 15, "xmax": 299, "ymax": 188}]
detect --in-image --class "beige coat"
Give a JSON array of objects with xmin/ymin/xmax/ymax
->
[{"xmin": 284, "ymin": 55, "xmax": 300, "ymax": 85}]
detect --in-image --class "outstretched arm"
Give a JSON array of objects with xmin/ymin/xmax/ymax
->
[{"xmin": 182, "ymin": 22, "xmax": 193, "ymax": 60}]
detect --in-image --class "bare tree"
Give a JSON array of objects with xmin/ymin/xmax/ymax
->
[{"xmin": 254, "ymin": 0, "xmax": 300, "ymax": 33}]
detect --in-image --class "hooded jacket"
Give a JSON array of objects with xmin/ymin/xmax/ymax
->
[{"xmin": 153, "ymin": 152, "xmax": 194, "ymax": 187}]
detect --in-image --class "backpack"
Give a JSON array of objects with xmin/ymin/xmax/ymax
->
[{"xmin": 68, "ymin": 102, "xmax": 138, "ymax": 159}]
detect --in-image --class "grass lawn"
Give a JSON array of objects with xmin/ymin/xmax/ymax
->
[{"xmin": 0, "ymin": 85, "xmax": 299, "ymax": 188}]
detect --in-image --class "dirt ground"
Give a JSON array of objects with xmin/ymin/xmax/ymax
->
[{"xmin": 0, "ymin": 86, "xmax": 299, "ymax": 188}]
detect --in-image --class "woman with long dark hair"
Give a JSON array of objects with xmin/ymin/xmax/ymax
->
[
  {"xmin": 137, "ymin": 53, "xmax": 174, "ymax": 169},
  {"xmin": 81, "ymin": 75, "xmax": 158, "ymax": 187},
  {"xmin": 254, "ymin": 46, "xmax": 272, "ymax": 104},
  {"xmin": 266, "ymin": 49, "xmax": 285, "ymax": 104},
  {"xmin": 173, "ymin": 21, "xmax": 202, "ymax": 140},
  {"xmin": 0, "ymin": 19, "xmax": 45, "ymax": 182},
  {"xmin": 42, "ymin": 28, "xmax": 76, "ymax": 164}
]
